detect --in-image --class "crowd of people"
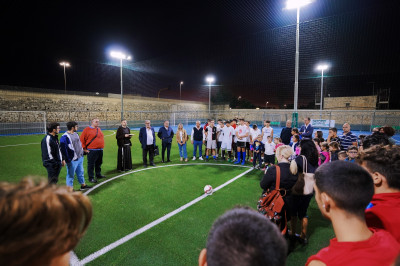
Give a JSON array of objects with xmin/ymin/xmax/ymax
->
[{"xmin": 0, "ymin": 117, "xmax": 398, "ymax": 265}]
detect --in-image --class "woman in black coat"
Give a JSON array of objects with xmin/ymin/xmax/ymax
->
[{"xmin": 116, "ymin": 120, "xmax": 133, "ymax": 171}]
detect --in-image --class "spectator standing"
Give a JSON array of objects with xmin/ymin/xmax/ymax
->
[
  {"xmin": 299, "ymin": 117, "xmax": 314, "ymax": 140},
  {"xmin": 80, "ymin": 118, "xmax": 106, "ymax": 183},
  {"xmin": 339, "ymin": 123, "xmax": 358, "ymax": 151},
  {"xmin": 158, "ymin": 120, "xmax": 174, "ymax": 163},
  {"xmin": 176, "ymin": 123, "xmax": 188, "ymax": 162},
  {"xmin": 204, "ymin": 120, "xmax": 217, "ymax": 161},
  {"xmin": 252, "ymin": 135, "xmax": 264, "ymax": 169},
  {"xmin": 116, "ymin": 119, "xmax": 133, "ymax": 171},
  {"xmin": 357, "ymin": 145, "xmax": 400, "ymax": 243},
  {"xmin": 139, "ymin": 120, "xmax": 156, "ymax": 167},
  {"xmin": 381, "ymin": 126, "xmax": 396, "ymax": 145},
  {"xmin": 327, "ymin": 127, "xmax": 340, "ymax": 145},
  {"xmin": 306, "ymin": 161, "xmax": 400, "ymax": 266},
  {"xmin": 319, "ymin": 142, "xmax": 330, "ymax": 165},
  {"xmin": 191, "ymin": 120, "xmax": 204, "ymax": 160},
  {"xmin": 280, "ymin": 120, "xmax": 292, "ymax": 145},
  {"xmin": 249, "ymin": 124, "xmax": 261, "ymax": 162},
  {"xmin": 263, "ymin": 136, "xmax": 276, "ymax": 169},
  {"xmin": 198, "ymin": 207, "xmax": 287, "ymax": 266},
  {"xmin": 216, "ymin": 120, "xmax": 224, "ymax": 159},
  {"xmin": 345, "ymin": 145, "xmax": 358, "ymax": 162},
  {"xmin": 41, "ymin": 122, "xmax": 65, "ymax": 184},
  {"xmin": 60, "ymin": 121, "xmax": 91, "ymax": 190},
  {"xmin": 328, "ymin": 141, "xmax": 340, "ymax": 161}
]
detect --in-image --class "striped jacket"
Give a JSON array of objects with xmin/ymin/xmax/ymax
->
[{"xmin": 41, "ymin": 133, "xmax": 63, "ymax": 164}]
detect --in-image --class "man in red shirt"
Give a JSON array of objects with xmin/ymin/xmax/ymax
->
[
  {"xmin": 357, "ymin": 145, "xmax": 400, "ymax": 243},
  {"xmin": 80, "ymin": 118, "xmax": 106, "ymax": 183},
  {"xmin": 306, "ymin": 161, "xmax": 399, "ymax": 266}
]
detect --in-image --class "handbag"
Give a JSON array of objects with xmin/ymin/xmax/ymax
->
[
  {"xmin": 154, "ymin": 145, "xmax": 160, "ymax": 156},
  {"xmin": 292, "ymin": 155, "xmax": 315, "ymax": 195}
]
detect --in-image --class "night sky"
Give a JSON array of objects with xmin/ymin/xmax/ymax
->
[{"xmin": 1, "ymin": 0, "xmax": 399, "ymax": 108}]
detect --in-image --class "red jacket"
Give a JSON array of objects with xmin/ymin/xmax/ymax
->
[
  {"xmin": 365, "ymin": 192, "xmax": 400, "ymax": 244},
  {"xmin": 80, "ymin": 127, "xmax": 105, "ymax": 150}
]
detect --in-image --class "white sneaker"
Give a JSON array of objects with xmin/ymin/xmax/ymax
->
[
  {"xmin": 192, "ymin": 156, "xmax": 196, "ymax": 160},
  {"xmin": 199, "ymin": 157, "xmax": 204, "ymax": 161},
  {"xmin": 180, "ymin": 157, "xmax": 183, "ymax": 161}
]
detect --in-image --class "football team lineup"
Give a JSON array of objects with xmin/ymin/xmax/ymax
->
[{"xmin": 72, "ymin": 163, "xmax": 254, "ymax": 265}]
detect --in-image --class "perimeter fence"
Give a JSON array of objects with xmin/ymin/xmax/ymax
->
[{"xmin": 1, "ymin": 110, "xmax": 399, "ymax": 136}]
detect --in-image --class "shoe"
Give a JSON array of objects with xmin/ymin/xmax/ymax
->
[
  {"xmin": 241, "ymin": 161, "xmax": 245, "ymax": 165},
  {"xmin": 298, "ymin": 236, "xmax": 308, "ymax": 245},
  {"xmin": 228, "ymin": 159, "xmax": 232, "ymax": 162},
  {"xmin": 213, "ymin": 157, "xmax": 217, "ymax": 161},
  {"xmin": 180, "ymin": 157, "xmax": 183, "ymax": 161},
  {"xmin": 150, "ymin": 163, "xmax": 156, "ymax": 166},
  {"xmin": 192, "ymin": 156, "xmax": 196, "ymax": 160},
  {"xmin": 96, "ymin": 175, "xmax": 106, "ymax": 179},
  {"xmin": 80, "ymin": 184, "xmax": 93, "ymax": 191},
  {"xmin": 143, "ymin": 164, "xmax": 148, "ymax": 168},
  {"xmin": 185, "ymin": 158, "xmax": 188, "ymax": 162},
  {"xmin": 162, "ymin": 160, "xmax": 165, "ymax": 163},
  {"xmin": 89, "ymin": 178, "xmax": 97, "ymax": 183},
  {"xmin": 234, "ymin": 160, "xmax": 240, "ymax": 164},
  {"xmin": 199, "ymin": 157, "xmax": 204, "ymax": 161},
  {"xmin": 167, "ymin": 160, "xmax": 171, "ymax": 162},
  {"xmin": 250, "ymin": 159, "xmax": 253, "ymax": 162}
]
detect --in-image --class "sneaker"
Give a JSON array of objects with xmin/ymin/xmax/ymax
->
[
  {"xmin": 241, "ymin": 161, "xmax": 245, "ymax": 165},
  {"xmin": 180, "ymin": 157, "xmax": 183, "ymax": 161},
  {"xmin": 185, "ymin": 158, "xmax": 188, "ymax": 162},
  {"xmin": 199, "ymin": 157, "xmax": 204, "ymax": 161},
  {"xmin": 96, "ymin": 175, "xmax": 106, "ymax": 179},
  {"xmin": 192, "ymin": 156, "xmax": 196, "ymax": 160},
  {"xmin": 213, "ymin": 157, "xmax": 217, "ymax": 161},
  {"xmin": 150, "ymin": 163, "xmax": 156, "ymax": 166},
  {"xmin": 89, "ymin": 178, "xmax": 97, "ymax": 183},
  {"xmin": 167, "ymin": 160, "xmax": 171, "ymax": 162},
  {"xmin": 80, "ymin": 184, "xmax": 92, "ymax": 191}
]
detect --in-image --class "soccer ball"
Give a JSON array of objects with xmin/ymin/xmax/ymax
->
[{"xmin": 204, "ymin": 185, "xmax": 213, "ymax": 195}]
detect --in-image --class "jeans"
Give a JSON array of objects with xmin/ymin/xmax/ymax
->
[
  {"xmin": 66, "ymin": 156, "xmax": 85, "ymax": 187},
  {"xmin": 178, "ymin": 143, "xmax": 188, "ymax": 158},
  {"xmin": 193, "ymin": 140, "xmax": 203, "ymax": 157},
  {"xmin": 87, "ymin": 149, "xmax": 103, "ymax": 179}
]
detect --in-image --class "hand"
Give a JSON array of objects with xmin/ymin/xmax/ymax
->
[
  {"xmin": 191, "ymin": 140, "xmax": 194, "ymax": 144},
  {"xmin": 125, "ymin": 134, "xmax": 129, "ymax": 137},
  {"xmin": 84, "ymin": 149, "xmax": 89, "ymax": 154},
  {"xmin": 61, "ymin": 160, "xmax": 66, "ymax": 167}
]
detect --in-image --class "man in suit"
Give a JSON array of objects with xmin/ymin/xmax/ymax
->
[
  {"xmin": 139, "ymin": 120, "xmax": 156, "ymax": 168},
  {"xmin": 299, "ymin": 117, "xmax": 314, "ymax": 140}
]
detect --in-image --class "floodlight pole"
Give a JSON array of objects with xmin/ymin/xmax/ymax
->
[
  {"xmin": 293, "ymin": 7, "xmax": 300, "ymax": 128},
  {"xmin": 63, "ymin": 64, "xmax": 67, "ymax": 94},
  {"xmin": 208, "ymin": 82, "xmax": 211, "ymax": 114},
  {"xmin": 120, "ymin": 58, "xmax": 124, "ymax": 121},
  {"xmin": 320, "ymin": 68, "xmax": 324, "ymax": 118},
  {"xmin": 180, "ymin": 81, "xmax": 183, "ymax": 101}
]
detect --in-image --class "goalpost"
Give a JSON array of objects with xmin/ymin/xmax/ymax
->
[{"xmin": 0, "ymin": 111, "xmax": 46, "ymax": 136}]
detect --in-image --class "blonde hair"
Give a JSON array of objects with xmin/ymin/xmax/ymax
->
[
  {"xmin": 0, "ymin": 177, "xmax": 92, "ymax": 266},
  {"xmin": 275, "ymin": 145, "xmax": 293, "ymax": 161},
  {"xmin": 178, "ymin": 123, "xmax": 183, "ymax": 131}
]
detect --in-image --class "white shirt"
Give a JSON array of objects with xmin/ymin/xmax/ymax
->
[
  {"xmin": 146, "ymin": 128, "xmax": 153, "ymax": 145},
  {"xmin": 264, "ymin": 141, "xmax": 276, "ymax": 155},
  {"xmin": 250, "ymin": 128, "xmax": 261, "ymax": 143},
  {"xmin": 236, "ymin": 125, "xmax": 249, "ymax": 143},
  {"xmin": 262, "ymin": 126, "xmax": 273, "ymax": 143},
  {"xmin": 222, "ymin": 126, "xmax": 234, "ymax": 143},
  {"xmin": 191, "ymin": 126, "xmax": 203, "ymax": 141},
  {"xmin": 217, "ymin": 124, "xmax": 224, "ymax": 142},
  {"xmin": 179, "ymin": 131, "xmax": 183, "ymax": 141}
]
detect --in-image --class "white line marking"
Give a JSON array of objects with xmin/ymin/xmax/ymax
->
[
  {"xmin": 76, "ymin": 164, "xmax": 253, "ymax": 264},
  {"xmin": 69, "ymin": 251, "xmax": 81, "ymax": 266},
  {"xmin": 0, "ymin": 131, "xmax": 116, "ymax": 148}
]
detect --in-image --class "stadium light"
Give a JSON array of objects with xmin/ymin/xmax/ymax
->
[
  {"xmin": 59, "ymin": 61, "xmax": 70, "ymax": 94},
  {"xmin": 110, "ymin": 51, "xmax": 132, "ymax": 120},
  {"xmin": 285, "ymin": 0, "xmax": 314, "ymax": 128},
  {"xmin": 316, "ymin": 64, "xmax": 330, "ymax": 117},
  {"xmin": 180, "ymin": 81, "xmax": 184, "ymax": 101},
  {"xmin": 206, "ymin": 76, "xmax": 215, "ymax": 113}
]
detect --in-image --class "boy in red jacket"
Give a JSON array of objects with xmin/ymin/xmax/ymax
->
[
  {"xmin": 357, "ymin": 145, "xmax": 400, "ymax": 243},
  {"xmin": 307, "ymin": 161, "xmax": 399, "ymax": 266}
]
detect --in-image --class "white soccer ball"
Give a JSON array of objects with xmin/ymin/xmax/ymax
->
[{"xmin": 204, "ymin": 185, "xmax": 213, "ymax": 195}]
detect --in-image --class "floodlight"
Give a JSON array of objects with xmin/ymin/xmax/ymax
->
[
  {"xmin": 206, "ymin": 76, "xmax": 215, "ymax": 83},
  {"xmin": 110, "ymin": 51, "xmax": 131, "ymax": 60},
  {"xmin": 317, "ymin": 64, "xmax": 329, "ymax": 71},
  {"xmin": 59, "ymin": 62, "xmax": 70, "ymax": 67},
  {"xmin": 285, "ymin": 0, "xmax": 313, "ymax": 9}
]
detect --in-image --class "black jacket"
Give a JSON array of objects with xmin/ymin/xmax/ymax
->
[{"xmin": 260, "ymin": 162, "xmax": 298, "ymax": 193}]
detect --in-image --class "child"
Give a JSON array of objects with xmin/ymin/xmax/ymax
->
[
  {"xmin": 314, "ymin": 130, "xmax": 324, "ymax": 142},
  {"xmin": 338, "ymin": 151, "xmax": 347, "ymax": 161},
  {"xmin": 274, "ymin": 137, "xmax": 283, "ymax": 152},
  {"xmin": 306, "ymin": 161, "xmax": 400, "ymax": 265},
  {"xmin": 250, "ymin": 124, "xmax": 261, "ymax": 163},
  {"xmin": 252, "ymin": 135, "xmax": 263, "ymax": 169},
  {"xmin": 313, "ymin": 137, "xmax": 322, "ymax": 153},
  {"xmin": 216, "ymin": 120, "xmax": 224, "ymax": 159},
  {"xmin": 345, "ymin": 145, "xmax": 358, "ymax": 162},
  {"xmin": 263, "ymin": 136, "xmax": 276, "ymax": 170},
  {"xmin": 221, "ymin": 120, "xmax": 235, "ymax": 162},
  {"xmin": 319, "ymin": 142, "xmax": 330, "ymax": 165},
  {"xmin": 328, "ymin": 141, "xmax": 340, "ymax": 161}
]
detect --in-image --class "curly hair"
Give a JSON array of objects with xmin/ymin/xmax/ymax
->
[
  {"xmin": 0, "ymin": 177, "xmax": 92, "ymax": 266},
  {"xmin": 362, "ymin": 132, "xmax": 389, "ymax": 149},
  {"xmin": 356, "ymin": 145, "xmax": 400, "ymax": 190}
]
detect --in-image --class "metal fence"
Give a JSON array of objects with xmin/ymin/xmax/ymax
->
[{"xmin": 0, "ymin": 110, "xmax": 399, "ymax": 136}]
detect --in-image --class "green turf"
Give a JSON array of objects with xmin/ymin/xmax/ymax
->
[{"xmin": 0, "ymin": 131, "xmax": 334, "ymax": 266}]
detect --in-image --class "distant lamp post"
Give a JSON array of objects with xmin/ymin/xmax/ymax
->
[
  {"xmin": 285, "ymin": 0, "xmax": 314, "ymax": 127},
  {"xmin": 179, "ymin": 81, "xmax": 184, "ymax": 100},
  {"xmin": 316, "ymin": 64, "xmax": 329, "ymax": 117},
  {"xmin": 206, "ymin": 76, "xmax": 215, "ymax": 113},
  {"xmin": 59, "ymin": 61, "xmax": 70, "ymax": 94},
  {"xmin": 110, "ymin": 51, "xmax": 132, "ymax": 120}
]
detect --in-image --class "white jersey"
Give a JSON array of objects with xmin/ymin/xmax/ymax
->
[
  {"xmin": 245, "ymin": 126, "xmax": 251, "ymax": 142},
  {"xmin": 236, "ymin": 125, "xmax": 249, "ymax": 143},
  {"xmin": 250, "ymin": 128, "xmax": 261, "ymax": 143},
  {"xmin": 222, "ymin": 126, "xmax": 234, "ymax": 143},
  {"xmin": 262, "ymin": 126, "xmax": 273, "ymax": 143},
  {"xmin": 216, "ymin": 124, "xmax": 224, "ymax": 142},
  {"xmin": 264, "ymin": 141, "xmax": 276, "ymax": 155}
]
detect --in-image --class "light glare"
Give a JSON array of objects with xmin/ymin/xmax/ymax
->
[
  {"xmin": 285, "ymin": 0, "xmax": 313, "ymax": 9},
  {"xmin": 110, "ymin": 51, "xmax": 131, "ymax": 60},
  {"xmin": 317, "ymin": 64, "xmax": 329, "ymax": 71},
  {"xmin": 206, "ymin": 76, "xmax": 215, "ymax": 83},
  {"xmin": 59, "ymin": 62, "xmax": 70, "ymax": 67}
]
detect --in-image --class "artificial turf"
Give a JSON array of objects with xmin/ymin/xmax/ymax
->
[{"xmin": 0, "ymin": 130, "xmax": 334, "ymax": 265}]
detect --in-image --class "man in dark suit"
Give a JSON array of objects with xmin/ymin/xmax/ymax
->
[
  {"xmin": 299, "ymin": 117, "xmax": 314, "ymax": 140},
  {"xmin": 139, "ymin": 120, "xmax": 156, "ymax": 167},
  {"xmin": 280, "ymin": 120, "xmax": 292, "ymax": 145}
]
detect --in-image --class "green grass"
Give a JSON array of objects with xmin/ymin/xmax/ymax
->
[{"xmin": 0, "ymin": 131, "xmax": 334, "ymax": 265}]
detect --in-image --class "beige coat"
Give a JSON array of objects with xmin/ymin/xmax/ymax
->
[{"xmin": 176, "ymin": 129, "xmax": 188, "ymax": 144}]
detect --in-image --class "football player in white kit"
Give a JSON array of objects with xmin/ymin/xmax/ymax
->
[
  {"xmin": 234, "ymin": 118, "xmax": 249, "ymax": 165},
  {"xmin": 221, "ymin": 120, "xmax": 235, "ymax": 162}
]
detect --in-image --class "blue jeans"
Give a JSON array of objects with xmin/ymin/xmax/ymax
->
[
  {"xmin": 66, "ymin": 156, "xmax": 85, "ymax": 187},
  {"xmin": 178, "ymin": 143, "xmax": 188, "ymax": 158},
  {"xmin": 193, "ymin": 140, "xmax": 203, "ymax": 157}
]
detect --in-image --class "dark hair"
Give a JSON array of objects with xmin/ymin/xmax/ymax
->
[
  {"xmin": 305, "ymin": 117, "xmax": 310, "ymax": 121},
  {"xmin": 292, "ymin": 128, "xmax": 299, "ymax": 134},
  {"xmin": 299, "ymin": 139, "xmax": 319, "ymax": 166},
  {"xmin": 265, "ymin": 120, "xmax": 271, "ymax": 123},
  {"xmin": 217, "ymin": 119, "xmax": 222, "ymax": 122},
  {"xmin": 46, "ymin": 122, "xmax": 60, "ymax": 133},
  {"xmin": 226, "ymin": 120, "xmax": 231, "ymax": 124},
  {"xmin": 232, "ymin": 119, "xmax": 237, "ymax": 122},
  {"xmin": 362, "ymin": 132, "xmax": 389, "ymax": 149},
  {"xmin": 357, "ymin": 145, "xmax": 400, "ymax": 190},
  {"xmin": 313, "ymin": 137, "xmax": 321, "ymax": 146},
  {"xmin": 206, "ymin": 207, "xmax": 287, "ymax": 266},
  {"xmin": 321, "ymin": 142, "xmax": 329, "ymax": 150},
  {"xmin": 338, "ymin": 151, "xmax": 347, "ymax": 158},
  {"xmin": 316, "ymin": 130, "xmax": 323, "ymax": 139},
  {"xmin": 293, "ymin": 135, "xmax": 300, "ymax": 141},
  {"xmin": 347, "ymin": 145, "xmax": 358, "ymax": 152},
  {"xmin": 382, "ymin": 126, "xmax": 395, "ymax": 137},
  {"xmin": 253, "ymin": 124, "xmax": 257, "ymax": 129},
  {"xmin": 329, "ymin": 127, "xmax": 337, "ymax": 133},
  {"xmin": 315, "ymin": 161, "xmax": 374, "ymax": 218},
  {"xmin": 328, "ymin": 141, "xmax": 339, "ymax": 150},
  {"xmin": 66, "ymin": 121, "xmax": 78, "ymax": 131}
]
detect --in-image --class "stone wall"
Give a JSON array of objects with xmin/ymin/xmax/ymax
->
[{"xmin": 324, "ymin": 95, "xmax": 377, "ymax": 110}]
